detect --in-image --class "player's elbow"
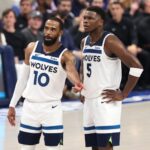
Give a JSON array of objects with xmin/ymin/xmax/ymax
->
[
  {"xmin": 135, "ymin": 58, "xmax": 143, "ymax": 69},
  {"xmin": 137, "ymin": 63, "xmax": 143, "ymax": 69},
  {"xmin": 131, "ymin": 58, "xmax": 143, "ymax": 69},
  {"xmin": 126, "ymin": 54, "xmax": 142, "ymax": 69}
]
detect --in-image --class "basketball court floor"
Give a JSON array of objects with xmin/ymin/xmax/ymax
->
[{"xmin": 0, "ymin": 99, "xmax": 150, "ymax": 150}]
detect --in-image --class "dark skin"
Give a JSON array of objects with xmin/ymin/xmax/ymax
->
[
  {"xmin": 7, "ymin": 19, "xmax": 83, "ymax": 126},
  {"xmin": 81, "ymin": 10, "xmax": 143, "ymax": 150}
]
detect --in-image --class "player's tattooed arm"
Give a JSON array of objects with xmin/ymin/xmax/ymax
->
[{"xmin": 61, "ymin": 50, "xmax": 83, "ymax": 92}]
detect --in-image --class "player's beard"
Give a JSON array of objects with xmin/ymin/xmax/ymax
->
[{"xmin": 44, "ymin": 36, "xmax": 58, "ymax": 46}]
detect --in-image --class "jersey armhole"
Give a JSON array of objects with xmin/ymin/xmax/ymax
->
[
  {"xmin": 102, "ymin": 34, "xmax": 118, "ymax": 60},
  {"xmin": 29, "ymin": 41, "xmax": 39, "ymax": 61}
]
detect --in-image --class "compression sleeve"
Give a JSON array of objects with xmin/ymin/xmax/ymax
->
[{"xmin": 9, "ymin": 63, "xmax": 30, "ymax": 107}]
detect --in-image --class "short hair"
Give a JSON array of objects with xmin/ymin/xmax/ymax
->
[
  {"xmin": 58, "ymin": 0, "xmax": 72, "ymax": 5},
  {"xmin": 46, "ymin": 17, "xmax": 64, "ymax": 30},
  {"xmin": 20, "ymin": 0, "xmax": 32, "ymax": 5},
  {"xmin": 2, "ymin": 8, "xmax": 16, "ymax": 19},
  {"xmin": 86, "ymin": 6, "xmax": 106, "ymax": 21},
  {"xmin": 110, "ymin": 1, "xmax": 125, "ymax": 9}
]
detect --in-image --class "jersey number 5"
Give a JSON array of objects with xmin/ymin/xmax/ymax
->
[
  {"xmin": 87, "ymin": 63, "xmax": 92, "ymax": 77},
  {"xmin": 33, "ymin": 71, "xmax": 50, "ymax": 87}
]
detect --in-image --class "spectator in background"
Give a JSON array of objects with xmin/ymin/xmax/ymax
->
[
  {"xmin": 136, "ymin": 0, "xmax": 150, "ymax": 88},
  {"xmin": 105, "ymin": 1, "xmax": 138, "ymax": 47},
  {"xmin": 69, "ymin": 9, "xmax": 87, "ymax": 49},
  {"xmin": 105, "ymin": 1, "xmax": 150, "ymax": 89},
  {"xmin": 2, "ymin": 9, "xmax": 27, "ymax": 63},
  {"xmin": 34, "ymin": 0, "xmax": 56, "ymax": 29},
  {"xmin": 137, "ymin": 0, "xmax": 150, "ymax": 52},
  {"xmin": 90, "ymin": 0, "xmax": 104, "ymax": 8},
  {"xmin": 35, "ymin": 0, "xmax": 56, "ymax": 13},
  {"xmin": 15, "ymin": 0, "xmax": 32, "ymax": 31},
  {"xmin": 126, "ymin": 0, "xmax": 142, "ymax": 22},
  {"xmin": 21, "ymin": 11, "xmax": 43, "ymax": 44},
  {"xmin": 57, "ymin": 0, "xmax": 75, "ymax": 29},
  {"xmin": 72, "ymin": 0, "xmax": 89, "ymax": 16}
]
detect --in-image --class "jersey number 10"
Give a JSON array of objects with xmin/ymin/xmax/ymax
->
[{"xmin": 33, "ymin": 71, "xmax": 50, "ymax": 87}]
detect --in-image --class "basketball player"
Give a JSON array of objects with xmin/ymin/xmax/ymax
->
[
  {"xmin": 7, "ymin": 17, "xmax": 83, "ymax": 150},
  {"xmin": 81, "ymin": 6, "xmax": 143, "ymax": 150}
]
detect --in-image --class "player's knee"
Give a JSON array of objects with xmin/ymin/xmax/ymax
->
[
  {"xmin": 21, "ymin": 144, "xmax": 36, "ymax": 150},
  {"xmin": 46, "ymin": 146, "xmax": 60, "ymax": 150}
]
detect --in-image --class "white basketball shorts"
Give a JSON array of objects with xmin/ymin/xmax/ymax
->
[
  {"xmin": 83, "ymin": 96, "xmax": 122, "ymax": 147},
  {"xmin": 18, "ymin": 99, "xmax": 63, "ymax": 146}
]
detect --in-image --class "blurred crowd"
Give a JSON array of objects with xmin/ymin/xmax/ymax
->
[{"xmin": 0, "ymin": 0, "xmax": 150, "ymax": 98}]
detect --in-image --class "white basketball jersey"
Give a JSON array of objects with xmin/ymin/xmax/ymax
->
[
  {"xmin": 81, "ymin": 32, "xmax": 122, "ymax": 99},
  {"xmin": 22, "ymin": 41, "xmax": 67, "ymax": 102}
]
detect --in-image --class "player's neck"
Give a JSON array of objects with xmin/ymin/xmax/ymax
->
[{"xmin": 89, "ymin": 28, "xmax": 103, "ymax": 45}]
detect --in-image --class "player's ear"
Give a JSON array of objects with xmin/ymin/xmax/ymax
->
[{"xmin": 98, "ymin": 18, "xmax": 104, "ymax": 27}]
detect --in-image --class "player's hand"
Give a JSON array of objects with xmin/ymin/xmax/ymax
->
[
  {"xmin": 72, "ymin": 82, "xmax": 84, "ymax": 93},
  {"xmin": 101, "ymin": 89, "xmax": 125, "ymax": 103},
  {"xmin": 7, "ymin": 107, "xmax": 16, "ymax": 126}
]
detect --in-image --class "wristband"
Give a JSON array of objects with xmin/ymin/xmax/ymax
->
[{"xmin": 129, "ymin": 67, "xmax": 143, "ymax": 77}]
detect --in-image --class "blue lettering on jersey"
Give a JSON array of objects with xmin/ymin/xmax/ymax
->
[
  {"xmin": 84, "ymin": 55, "xmax": 101, "ymax": 62},
  {"xmin": 31, "ymin": 62, "xmax": 58, "ymax": 73}
]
